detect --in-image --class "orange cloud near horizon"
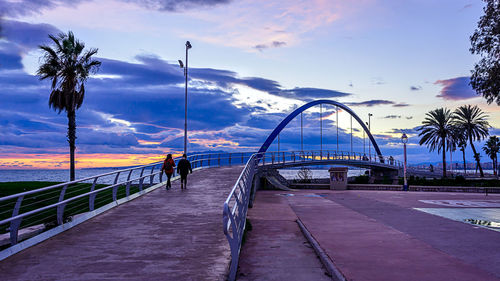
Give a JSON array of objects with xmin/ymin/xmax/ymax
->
[{"xmin": 0, "ymin": 153, "xmax": 174, "ymax": 169}]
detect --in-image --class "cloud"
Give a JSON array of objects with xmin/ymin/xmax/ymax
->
[
  {"xmin": 392, "ymin": 103, "xmax": 410, "ymax": 107},
  {"xmin": 253, "ymin": 41, "xmax": 286, "ymax": 51},
  {"xmin": 0, "ymin": 0, "xmax": 85, "ymax": 17},
  {"xmin": 0, "ymin": 0, "xmax": 229, "ymax": 18},
  {"xmin": 125, "ymin": 0, "xmax": 231, "ymax": 12},
  {"xmin": 435, "ymin": 76, "xmax": 477, "ymax": 101},
  {"xmin": 410, "ymin": 86, "xmax": 422, "ymax": 91},
  {"xmin": 0, "ymin": 20, "xmax": 60, "ymax": 72},
  {"xmin": 271, "ymin": 87, "xmax": 351, "ymax": 101},
  {"xmin": 382, "ymin": 115, "xmax": 401, "ymax": 119},
  {"xmin": 345, "ymin": 100, "xmax": 394, "ymax": 107}
]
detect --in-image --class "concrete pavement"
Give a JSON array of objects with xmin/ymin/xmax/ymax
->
[
  {"xmin": 241, "ymin": 190, "xmax": 500, "ymax": 281},
  {"xmin": 237, "ymin": 192, "xmax": 331, "ymax": 281},
  {"xmin": 0, "ymin": 166, "xmax": 243, "ymax": 281}
]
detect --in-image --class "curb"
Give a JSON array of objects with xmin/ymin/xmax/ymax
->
[{"xmin": 296, "ymin": 218, "xmax": 347, "ymax": 281}]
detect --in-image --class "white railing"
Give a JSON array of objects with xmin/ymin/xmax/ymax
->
[
  {"xmin": 257, "ymin": 150, "xmax": 403, "ymax": 168},
  {"xmin": 0, "ymin": 152, "xmax": 255, "ymax": 248},
  {"xmin": 222, "ymin": 153, "xmax": 260, "ymax": 281}
]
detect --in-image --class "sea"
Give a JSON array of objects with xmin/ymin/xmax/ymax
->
[{"xmin": 0, "ymin": 168, "xmax": 126, "ymax": 183}]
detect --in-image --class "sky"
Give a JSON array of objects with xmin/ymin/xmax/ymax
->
[{"xmin": 0, "ymin": 0, "xmax": 499, "ymax": 169}]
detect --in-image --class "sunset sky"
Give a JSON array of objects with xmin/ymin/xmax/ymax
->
[{"xmin": 1, "ymin": 0, "xmax": 499, "ymax": 169}]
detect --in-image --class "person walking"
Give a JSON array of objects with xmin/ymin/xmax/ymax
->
[
  {"xmin": 161, "ymin": 154, "xmax": 175, "ymax": 190},
  {"xmin": 177, "ymin": 154, "xmax": 192, "ymax": 189}
]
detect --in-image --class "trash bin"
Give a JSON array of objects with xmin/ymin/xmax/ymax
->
[{"xmin": 329, "ymin": 167, "xmax": 348, "ymax": 190}]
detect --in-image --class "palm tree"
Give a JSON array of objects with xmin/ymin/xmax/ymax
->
[
  {"xmin": 452, "ymin": 105, "xmax": 490, "ymax": 177},
  {"xmin": 417, "ymin": 108, "xmax": 454, "ymax": 178},
  {"xmin": 483, "ymin": 136, "xmax": 499, "ymax": 176},
  {"xmin": 37, "ymin": 31, "xmax": 101, "ymax": 181},
  {"xmin": 451, "ymin": 125, "xmax": 468, "ymax": 174}
]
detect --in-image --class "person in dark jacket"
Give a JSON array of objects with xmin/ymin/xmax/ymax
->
[
  {"xmin": 161, "ymin": 154, "xmax": 176, "ymax": 189},
  {"xmin": 176, "ymin": 154, "xmax": 192, "ymax": 189}
]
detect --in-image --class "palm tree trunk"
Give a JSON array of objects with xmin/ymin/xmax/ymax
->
[
  {"xmin": 469, "ymin": 133, "xmax": 484, "ymax": 177},
  {"xmin": 462, "ymin": 149, "xmax": 466, "ymax": 175},
  {"xmin": 442, "ymin": 136, "xmax": 447, "ymax": 178},
  {"xmin": 494, "ymin": 156, "xmax": 497, "ymax": 176},
  {"xmin": 67, "ymin": 109, "xmax": 76, "ymax": 181}
]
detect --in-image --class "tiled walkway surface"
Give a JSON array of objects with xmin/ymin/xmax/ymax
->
[{"xmin": 0, "ymin": 166, "xmax": 243, "ymax": 281}]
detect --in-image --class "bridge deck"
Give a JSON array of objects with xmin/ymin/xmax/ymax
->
[{"xmin": 0, "ymin": 166, "xmax": 243, "ymax": 280}]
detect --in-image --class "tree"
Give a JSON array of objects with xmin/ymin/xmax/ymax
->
[
  {"xmin": 452, "ymin": 105, "xmax": 490, "ymax": 177},
  {"xmin": 454, "ymin": 126, "xmax": 468, "ymax": 174},
  {"xmin": 37, "ymin": 31, "xmax": 101, "ymax": 181},
  {"xmin": 470, "ymin": 0, "xmax": 500, "ymax": 105},
  {"xmin": 417, "ymin": 108, "xmax": 454, "ymax": 178},
  {"xmin": 483, "ymin": 136, "xmax": 499, "ymax": 176}
]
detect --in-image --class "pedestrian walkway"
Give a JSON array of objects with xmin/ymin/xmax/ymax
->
[
  {"xmin": 241, "ymin": 190, "xmax": 500, "ymax": 281},
  {"xmin": 0, "ymin": 166, "xmax": 243, "ymax": 280},
  {"xmin": 237, "ymin": 192, "xmax": 331, "ymax": 280}
]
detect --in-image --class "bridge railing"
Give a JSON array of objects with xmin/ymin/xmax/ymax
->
[
  {"xmin": 222, "ymin": 152, "xmax": 261, "ymax": 281},
  {"xmin": 257, "ymin": 150, "xmax": 404, "ymax": 168},
  {"xmin": 0, "ymin": 152, "xmax": 256, "ymax": 248}
]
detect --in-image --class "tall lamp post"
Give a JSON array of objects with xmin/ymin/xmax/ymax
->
[
  {"xmin": 178, "ymin": 41, "xmax": 192, "ymax": 154},
  {"xmin": 401, "ymin": 133, "xmax": 408, "ymax": 191},
  {"xmin": 368, "ymin": 113, "xmax": 373, "ymax": 158}
]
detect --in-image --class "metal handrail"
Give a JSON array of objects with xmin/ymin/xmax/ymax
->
[
  {"xmin": 256, "ymin": 149, "xmax": 405, "ymax": 168},
  {"xmin": 222, "ymin": 152, "xmax": 260, "ymax": 281},
  {"xmin": 0, "ymin": 152, "xmax": 255, "ymax": 246}
]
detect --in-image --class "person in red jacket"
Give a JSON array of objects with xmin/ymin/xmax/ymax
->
[{"xmin": 161, "ymin": 154, "xmax": 176, "ymax": 190}]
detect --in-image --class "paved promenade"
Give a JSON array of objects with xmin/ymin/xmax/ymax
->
[
  {"xmin": 241, "ymin": 190, "xmax": 500, "ymax": 281},
  {"xmin": 238, "ymin": 192, "xmax": 331, "ymax": 280},
  {"xmin": 0, "ymin": 166, "xmax": 243, "ymax": 281}
]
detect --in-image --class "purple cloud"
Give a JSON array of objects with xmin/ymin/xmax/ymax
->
[
  {"xmin": 410, "ymin": 86, "xmax": 422, "ymax": 91},
  {"xmin": 435, "ymin": 76, "xmax": 477, "ymax": 100},
  {"xmin": 253, "ymin": 41, "xmax": 287, "ymax": 51},
  {"xmin": 0, "ymin": 0, "xmax": 84, "ymax": 17},
  {"xmin": 345, "ymin": 100, "xmax": 394, "ymax": 107},
  {"xmin": 0, "ymin": 0, "xmax": 229, "ymax": 17},
  {"xmin": 382, "ymin": 115, "xmax": 401, "ymax": 119},
  {"xmin": 126, "ymin": 0, "xmax": 231, "ymax": 12}
]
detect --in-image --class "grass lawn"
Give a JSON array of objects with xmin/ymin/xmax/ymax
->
[{"xmin": 0, "ymin": 181, "xmax": 149, "ymax": 235}]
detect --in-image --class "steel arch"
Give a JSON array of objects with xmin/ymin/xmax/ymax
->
[{"xmin": 257, "ymin": 99, "xmax": 383, "ymax": 157}]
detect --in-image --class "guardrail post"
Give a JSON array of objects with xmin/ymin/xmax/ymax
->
[
  {"xmin": 241, "ymin": 153, "xmax": 244, "ymax": 164},
  {"xmin": 57, "ymin": 184, "xmax": 69, "ymax": 225},
  {"xmin": 138, "ymin": 167, "xmax": 145, "ymax": 191},
  {"xmin": 149, "ymin": 165, "xmax": 156, "ymax": 185},
  {"xmin": 126, "ymin": 170, "xmax": 133, "ymax": 197},
  {"xmin": 113, "ymin": 172, "xmax": 120, "ymax": 201},
  {"xmin": 218, "ymin": 153, "xmax": 221, "ymax": 166},
  {"xmin": 89, "ymin": 177, "xmax": 98, "ymax": 211},
  {"xmin": 9, "ymin": 195, "xmax": 24, "ymax": 245},
  {"xmin": 229, "ymin": 153, "xmax": 232, "ymax": 166}
]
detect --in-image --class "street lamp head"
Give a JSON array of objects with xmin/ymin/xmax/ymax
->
[
  {"xmin": 368, "ymin": 113, "xmax": 373, "ymax": 117},
  {"xmin": 186, "ymin": 41, "xmax": 192, "ymax": 49},
  {"xmin": 401, "ymin": 133, "xmax": 408, "ymax": 144},
  {"xmin": 178, "ymin": 60, "xmax": 184, "ymax": 68}
]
